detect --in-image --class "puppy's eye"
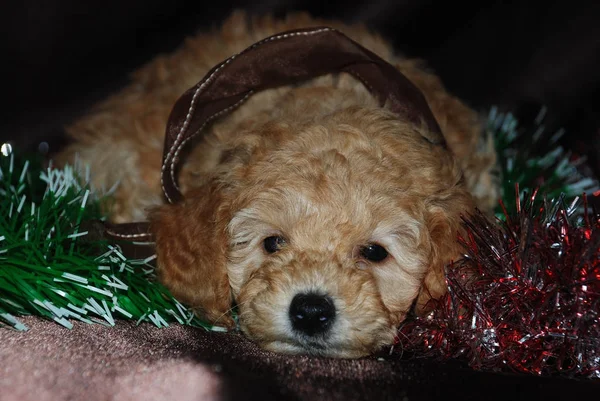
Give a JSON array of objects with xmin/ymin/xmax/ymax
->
[
  {"xmin": 263, "ymin": 236, "xmax": 286, "ymax": 253},
  {"xmin": 359, "ymin": 244, "xmax": 388, "ymax": 263}
]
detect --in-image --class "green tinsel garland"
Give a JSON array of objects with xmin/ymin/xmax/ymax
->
[
  {"xmin": 0, "ymin": 107, "xmax": 598, "ymax": 332},
  {"xmin": 488, "ymin": 106, "xmax": 598, "ymax": 217},
  {"xmin": 0, "ymin": 153, "xmax": 220, "ymax": 332}
]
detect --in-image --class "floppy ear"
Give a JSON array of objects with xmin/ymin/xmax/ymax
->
[
  {"xmin": 149, "ymin": 180, "xmax": 235, "ymax": 328},
  {"xmin": 415, "ymin": 189, "xmax": 474, "ymax": 314}
]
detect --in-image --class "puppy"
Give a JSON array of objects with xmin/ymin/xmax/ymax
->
[{"xmin": 57, "ymin": 12, "xmax": 499, "ymax": 358}]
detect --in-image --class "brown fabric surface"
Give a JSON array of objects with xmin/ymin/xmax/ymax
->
[
  {"xmin": 2, "ymin": 316, "xmax": 599, "ymax": 401},
  {"xmin": 1, "ymin": 317, "xmax": 222, "ymax": 401}
]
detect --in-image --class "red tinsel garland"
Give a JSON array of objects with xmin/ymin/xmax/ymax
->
[{"xmin": 398, "ymin": 189, "xmax": 600, "ymax": 379}]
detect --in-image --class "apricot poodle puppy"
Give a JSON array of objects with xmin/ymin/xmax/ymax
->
[{"xmin": 57, "ymin": 12, "xmax": 499, "ymax": 358}]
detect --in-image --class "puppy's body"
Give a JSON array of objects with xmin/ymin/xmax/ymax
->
[{"xmin": 58, "ymin": 12, "xmax": 499, "ymax": 357}]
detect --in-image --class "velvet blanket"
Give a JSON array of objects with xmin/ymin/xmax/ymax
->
[{"xmin": 2, "ymin": 316, "xmax": 598, "ymax": 400}]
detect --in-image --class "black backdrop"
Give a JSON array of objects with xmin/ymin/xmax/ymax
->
[{"xmin": 4, "ymin": 0, "xmax": 600, "ymax": 177}]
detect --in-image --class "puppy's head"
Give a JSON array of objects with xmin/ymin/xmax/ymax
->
[{"xmin": 150, "ymin": 106, "xmax": 474, "ymax": 358}]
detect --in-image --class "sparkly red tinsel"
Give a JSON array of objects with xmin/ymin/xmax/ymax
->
[{"xmin": 398, "ymin": 189, "xmax": 600, "ymax": 378}]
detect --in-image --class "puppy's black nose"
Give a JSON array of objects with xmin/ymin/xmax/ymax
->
[{"xmin": 289, "ymin": 293, "xmax": 336, "ymax": 336}]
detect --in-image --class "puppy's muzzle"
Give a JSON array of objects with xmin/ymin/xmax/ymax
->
[{"xmin": 289, "ymin": 293, "xmax": 336, "ymax": 336}]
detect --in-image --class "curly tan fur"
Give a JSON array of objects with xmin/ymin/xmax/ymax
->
[{"xmin": 57, "ymin": 11, "xmax": 499, "ymax": 358}]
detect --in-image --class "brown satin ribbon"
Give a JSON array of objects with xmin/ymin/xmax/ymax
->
[
  {"xmin": 90, "ymin": 26, "xmax": 445, "ymax": 255},
  {"xmin": 161, "ymin": 26, "xmax": 445, "ymax": 204},
  {"xmin": 79, "ymin": 220, "xmax": 156, "ymax": 261}
]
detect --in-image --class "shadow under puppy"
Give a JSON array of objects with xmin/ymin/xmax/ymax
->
[{"xmin": 57, "ymin": 12, "xmax": 499, "ymax": 358}]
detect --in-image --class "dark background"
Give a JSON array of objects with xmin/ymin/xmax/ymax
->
[{"xmin": 3, "ymin": 0, "xmax": 600, "ymax": 178}]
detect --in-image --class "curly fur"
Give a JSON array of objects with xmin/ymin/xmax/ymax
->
[{"xmin": 57, "ymin": 11, "xmax": 499, "ymax": 358}]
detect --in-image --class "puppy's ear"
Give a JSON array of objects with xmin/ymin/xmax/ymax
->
[
  {"xmin": 415, "ymin": 189, "xmax": 474, "ymax": 314},
  {"xmin": 149, "ymin": 180, "xmax": 234, "ymax": 328}
]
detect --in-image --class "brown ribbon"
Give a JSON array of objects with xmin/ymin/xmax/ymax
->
[
  {"xmin": 79, "ymin": 220, "xmax": 156, "ymax": 261},
  {"xmin": 161, "ymin": 26, "xmax": 445, "ymax": 204},
  {"xmin": 91, "ymin": 26, "xmax": 445, "ymax": 254}
]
